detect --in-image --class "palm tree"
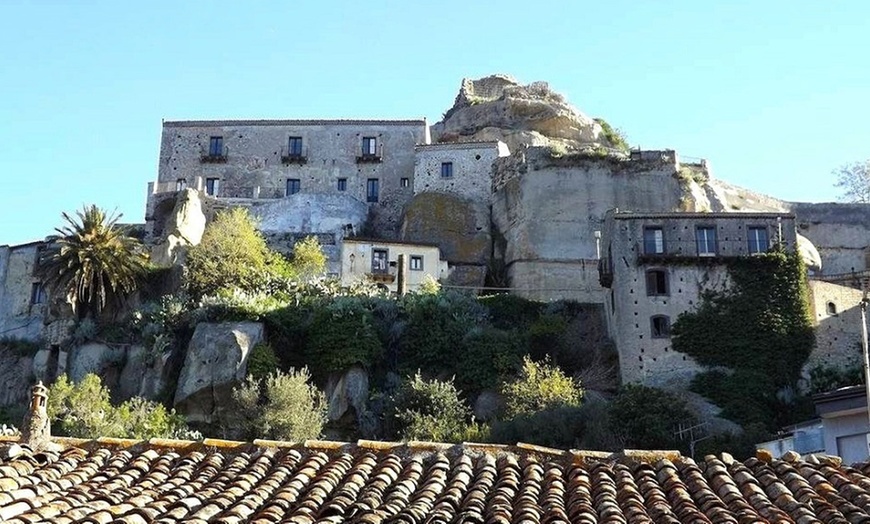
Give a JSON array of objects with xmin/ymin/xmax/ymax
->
[{"xmin": 37, "ymin": 205, "xmax": 148, "ymax": 320}]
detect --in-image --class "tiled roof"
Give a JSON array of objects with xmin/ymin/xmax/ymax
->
[{"xmin": 0, "ymin": 436, "xmax": 868, "ymax": 523}]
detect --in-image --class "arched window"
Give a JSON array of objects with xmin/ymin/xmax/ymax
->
[
  {"xmin": 646, "ymin": 269, "xmax": 669, "ymax": 296},
  {"xmin": 826, "ymin": 302, "xmax": 838, "ymax": 315},
  {"xmin": 651, "ymin": 315, "xmax": 671, "ymax": 338}
]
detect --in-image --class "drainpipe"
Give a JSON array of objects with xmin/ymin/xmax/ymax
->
[{"xmin": 861, "ymin": 295, "xmax": 870, "ymax": 457}]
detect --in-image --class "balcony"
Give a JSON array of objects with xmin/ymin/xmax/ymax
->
[
  {"xmin": 200, "ymin": 145, "xmax": 229, "ymax": 164},
  {"xmin": 367, "ymin": 271, "xmax": 396, "ymax": 284},
  {"xmin": 280, "ymin": 145, "xmax": 307, "ymax": 165},
  {"xmin": 356, "ymin": 143, "xmax": 384, "ymax": 164}
]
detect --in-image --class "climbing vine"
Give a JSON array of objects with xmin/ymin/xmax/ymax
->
[{"xmin": 672, "ymin": 247, "xmax": 815, "ymax": 429}]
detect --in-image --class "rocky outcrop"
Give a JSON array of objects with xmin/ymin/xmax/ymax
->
[
  {"xmin": 323, "ymin": 365, "xmax": 369, "ymax": 422},
  {"xmin": 401, "ymin": 192, "xmax": 490, "ymax": 287},
  {"xmin": 432, "ymin": 75, "xmax": 609, "ymax": 153},
  {"xmin": 68, "ymin": 343, "xmax": 124, "ymax": 385},
  {"xmin": 150, "ymin": 188, "xmax": 207, "ymax": 267},
  {"xmin": 117, "ymin": 346, "xmax": 170, "ymax": 401},
  {"xmin": 174, "ymin": 322, "xmax": 264, "ymax": 424},
  {"xmin": 0, "ymin": 351, "xmax": 33, "ymax": 407}
]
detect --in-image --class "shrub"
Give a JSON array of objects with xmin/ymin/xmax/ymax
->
[
  {"xmin": 478, "ymin": 294, "xmax": 543, "ymax": 330},
  {"xmin": 388, "ymin": 373, "xmax": 476, "ymax": 442},
  {"xmin": 247, "ymin": 343, "xmax": 280, "ymax": 380},
  {"xmin": 0, "ymin": 336, "xmax": 42, "ymax": 357},
  {"xmin": 593, "ymin": 118, "xmax": 629, "ymax": 151},
  {"xmin": 809, "ymin": 364, "xmax": 863, "ymax": 394},
  {"xmin": 48, "ymin": 373, "xmax": 188, "ymax": 439},
  {"xmin": 455, "ymin": 328, "xmax": 523, "ymax": 394},
  {"xmin": 185, "ymin": 208, "xmax": 290, "ymax": 298},
  {"xmin": 305, "ymin": 298, "xmax": 383, "ymax": 375},
  {"xmin": 292, "ymin": 236, "xmax": 327, "ymax": 281},
  {"xmin": 527, "ymin": 315, "xmax": 567, "ymax": 361},
  {"xmin": 608, "ymin": 384, "xmax": 693, "ymax": 450},
  {"xmin": 230, "ymin": 368, "xmax": 327, "ymax": 441},
  {"xmin": 500, "ymin": 357, "xmax": 582, "ymax": 418},
  {"xmin": 490, "ymin": 406, "xmax": 585, "ymax": 448}
]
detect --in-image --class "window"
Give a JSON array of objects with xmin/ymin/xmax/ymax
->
[
  {"xmin": 645, "ymin": 269, "xmax": 668, "ymax": 296},
  {"xmin": 643, "ymin": 227, "xmax": 664, "ymax": 254},
  {"xmin": 696, "ymin": 226, "xmax": 717, "ymax": 256},
  {"xmin": 827, "ymin": 302, "xmax": 838, "ymax": 315},
  {"xmin": 286, "ymin": 178, "xmax": 301, "ymax": 196},
  {"xmin": 748, "ymin": 226, "xmax": 769, "ymax": 254},
  {"xmin": 205, "ymin": 178, "xmax": 220, "ymax": 196},
  {"xmin": 400, "ymin": 177, "xmax": 410, "ymax": 188},
  {"xmin": 337, "ymin": 178, "xmax": 347, "ymax": 191},
  {"xmin": 441, "ymin": 162, "xmax": 453, "ymax": 178},
  {"xmin": 651, "ymin": 315, "xmax": 671, "ymax": 338},
  {"xmin": 367, "ymin": 178, "xmax": 379, "ymax": 203},
  {"xmin": 371, "ymin": 248, "xmax": 388, "ymax": 273},
  {"xmin": 362, "ymin": 137, "xmax": 377, "ymax": 157},
  {"xmin": 176, "ymin": 179, "xmax": 187, "ymax": 191},
  {"xmin": 208, "ymin": 136, "xmax": 223, "ymax": 156},
  {"xmin": 410, "ymin": 255, "xmax": 423, "ymax": 271},
  {"xmin": 30, "ymin": 282, "xmax": 45, "ymax": 305},
  {"xmin": 288, "ymin": 136, "xmax": 303, "ymax": 156}
]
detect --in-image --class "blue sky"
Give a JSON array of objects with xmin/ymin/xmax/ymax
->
[{"xmin": 1, "ymin": 1, "xmax": 868, "ymax": 246}]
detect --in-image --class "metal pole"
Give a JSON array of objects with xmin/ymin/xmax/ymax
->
[{"xmin": 861, "ymin": 298, "xmax": 870, "ymax": 458}]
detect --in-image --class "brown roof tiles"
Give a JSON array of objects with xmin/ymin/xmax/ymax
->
[{"xmin": 2, "ymin": 438, "xmax": 870, "ymax": 523}]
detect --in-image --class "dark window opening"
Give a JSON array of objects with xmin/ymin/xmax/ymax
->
[
  {"xmin": 696, "ymin": 226, "xmax": 717, "ymax": 256},
  {"xmin": 286, "ymin": 178, "xmax": 301, "ymax": 196},
  {"xmin": 646, "ymin": 269, "xmax": 668, "ymax": 296},
  {"xmin": 401, "ymin": 177, "xmax": 410, "ymax": 187},
  {"xmin": 176, "ymin": 179, "xmax": 187, "ymax": 191},
  {"xmin": 827, "ymin": 302, "xmax": 838, "ymax": 315},
  {"xmin": 205, "ymin": 178, "xmax": 219, "ymax": 196},
  {"xmin": 410, "ymin": 255, "xmax": 423, "ymax": 271},
  {"xmin": 288, "ymin": 136, "xmax": 303, "ymax": 156},
  {"xmin": 651, "ymin": 315, "xmax": 671, "ymax": 338},
  {"xmin": 337, "ymin": 178, "xmax": 347, "ymax": 191},
  {"xmin": 362, "ymin": 137, "xmax": 377, "ymax": 157},
  {"xmin": 372, "ymin": 248, "xmax": 388, "ymax": 273},
  {"xmin": 209, "ymin": 136, "xmax": 223, "ymax": 156},
  {"xmin": 441, "ymin": 162, "xmax": 453, "ymax": 178},
  {"xmin": 748, "ymin": 226, "xmax": 769, "ymax": 254},
  {"xmin": 30, "ymin": 282, "xmax": 46, "ymax": 305}
]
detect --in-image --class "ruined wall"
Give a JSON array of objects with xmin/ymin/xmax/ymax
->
[
  {"xmin": 790, "ymin": 202, "xmax": 870, "ymax": 276},
  {"xmin": 491, "ymin": 149, "xmax": 685, "ymax": 303},
  {"xmin": 413, "ymin": 142, "xmax": 508, "ymax": 203},
  {"xmin": 147, "ymin": 120, "xmax": 427, "ymax": 239},
  {"xmin": 0, "ymin": 242, "xmax": 44, "ymax": 341},
  {"xmin": 804, "ymin": 280, "xmax": 866, "ymax": 375}
]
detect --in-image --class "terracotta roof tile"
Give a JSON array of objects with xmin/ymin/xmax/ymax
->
[{"xmin": 6, "ymin": 440, "xmax": 870, "ymax": 523}]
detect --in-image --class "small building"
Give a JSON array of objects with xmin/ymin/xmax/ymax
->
[
  {"xmin": 598, "ymin": 210, "xmax": 798, "ymax": 386},
  {"xmin": 339, "ymin": 238, "xmax": 448, "ymax": 293},
  {"xmin": 413, "ymin": 141, "xmax": 509, "ymax": 203},
  {"xmin": 814, "ymin": 385, "xmax": 870, "ymax": 464}
]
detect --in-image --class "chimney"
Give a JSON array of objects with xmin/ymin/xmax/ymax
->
[{"xmin": 20, "ymin": 382, "xmax": 51, "ymax": 450}]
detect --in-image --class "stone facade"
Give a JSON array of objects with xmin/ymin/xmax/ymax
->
[
  {"xmin": 146, "ymin": 119, "xmax": 428, "ymax": 239},
  {"xmin": 413, "ymin": 142, "xmax": 509, "ymax": 203},
  {"xmin": 790, "ymin": 202, "xmax": 870, "ymax": 276},
  {"xmin": 0, "ymin": 241, "xmax": 46, "ymax": 341},
  {"xmin": 339, "ymin": 238, "xmax": 448, "ymax": 293},
  {"xmin": 804, "ymin": 280, "xmax": 866, "ymax": 374},
  {"xmin": 600, "ymin": 211, "xmax": 798, "ymax": 386}
]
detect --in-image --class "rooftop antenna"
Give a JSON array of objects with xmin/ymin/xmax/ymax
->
[{"xmin": 675, "ymin": 420, "xmax": 711, "ymax": 459}]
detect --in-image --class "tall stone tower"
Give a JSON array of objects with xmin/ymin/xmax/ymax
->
[{"xmin": 21, "ymin": 382, "xmax": 51, "ymax": 450}]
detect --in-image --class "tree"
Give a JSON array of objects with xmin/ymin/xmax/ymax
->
[
  {"xmin": 230, "ymin": 368, "xmax": 327, "ymax": 441},
  {"xmin": 184, "ymin": 208, "xmax": 290, "ymax": 297},
  {"xmin": 833, "ymin": 159, "xmax": 870, "ymax": 202},
  {"xmin": 608, "ymin": 384, "xmax": 693, "ymax": 450},
  {"xmin": 291, "ymin": 236, "xmax": 327, "ymax": 281},
  {"xmin": 500, "ymin": 356, "xmax": 582, "ymax": 418},
  {"xmin": 37, "ymin": 205, "xmax": 148, "ymax": 319}
]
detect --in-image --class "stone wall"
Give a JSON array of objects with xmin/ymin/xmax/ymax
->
[
  {"xmin": 0, "ymin": 242, "xmax": 45, "ymax": 341},
  {"xmin": 790, "ymin": 202, "xmax": 870, "ymax": 276},
  {"xmin": 602, "ymin": 212, "xmax": 799, "ymax": 387},
  {"xmin": 804, "ymin": 280, "xmax": 866, "ymax": 375},
  {"xmin": 147, "ymin": 120, "xmax": 427, "ymax": 239},
  {"xmin": 413, "ymin": 142, "xmax": 508, "ymax": 204}
]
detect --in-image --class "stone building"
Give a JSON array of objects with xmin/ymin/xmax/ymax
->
[
  {"xmin": 413, "ymin": 141, "xmax": 510, "ymax": 203},
  {"xmin": 599, "ymin": 210, "xmax": 798, "ymax": 386},
  {"xmin": 146, "ymin": 119, "xmax": 429, "ymax": 241},
  {"xmin": 339, "ymin": 238, "xmax": 448, "ymax": 293},
  {"xmin": 0, "ymin": 241, "xmax": 47, "ymax": 341}
]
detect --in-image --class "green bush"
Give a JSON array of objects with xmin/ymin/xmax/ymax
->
[
  {"xmin": 809, "ymin": 364, "xmax": 863, "ymax": 394},
  {"xmin": 247, "ymin": 343, "xmax": 280, "ymax": 380},
  {"xmin": 291, "ymin": 236, "xmax": 327, "ymax": 281},
  {"xmin": 48, "ymin": 374, "xmax": 188, "ymax": 439},
  {"xmin": 500, "ymin": 357, "xmax": 582, "ymax": 418},
  {"xmin": 230, "ymin": 368, "xmax": 327, "ymax": 441},
  {"xmin": 527, "ymin": 315, "xmax": 567, "ymax": 361},
  {"xmin": 306, "ymin": 298, "xmax": 383, "ymax": 375},
  {"xmin": 388, "ymin": 373, "xmax": 478, "ymax": 442},
  {"xmin": 455, "ymin": 328, "xmax": 523, "ymax": 394},
  {"xmin": 593, "ymin": 118, "xmax": 629, "ymax": 151},
  {"xmin": 490, "ymin": 406, "xmax": 585, "ymax": 448},
  {"xmin": 184, "ymin": 208, "xmax": 293, "ymax": 298},
  {"xmin": 478, "ymin": 294, "xmax": 543, "ymax": 330},
  {"xmin": 608, "ymin": 384, "xmax": 692, "ymax": 450}
]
